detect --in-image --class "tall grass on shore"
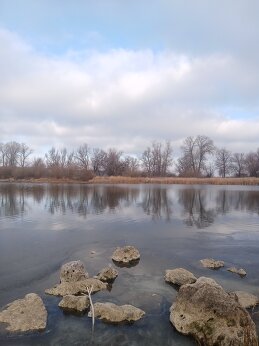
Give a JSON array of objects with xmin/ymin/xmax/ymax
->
[
  {"xmin": 1, "ymin": 176, "xmax": 259, "ymax": 185},
  {"xmin": 88, "ymin": 176, "xmax": 259, "ymax": 185}
]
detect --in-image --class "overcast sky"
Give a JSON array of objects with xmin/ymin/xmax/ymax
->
[{"xmin": 0, "ymin": 0, "xmax": 259, "ymax": 157}]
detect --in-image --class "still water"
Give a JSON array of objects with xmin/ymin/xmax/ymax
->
[{"xmin": 1, "ymin": 183, "xmax": 259, "ymax": 345}]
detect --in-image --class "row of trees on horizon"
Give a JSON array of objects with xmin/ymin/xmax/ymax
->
[{"xmin": 0, "ymin": 135, "xmax": 259, "ymax": 180}]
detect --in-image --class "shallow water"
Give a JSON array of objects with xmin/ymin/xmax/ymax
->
[{"xmin": 1, "ymin": 183, "xmax": 259, "ymax": 345}]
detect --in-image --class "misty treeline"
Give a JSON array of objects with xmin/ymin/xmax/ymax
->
[{"xmin": 0, "ymin": 135, "xmax": 259, "ymax": 180}]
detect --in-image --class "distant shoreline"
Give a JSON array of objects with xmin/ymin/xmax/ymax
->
[{"xmin": 1, "ymin": 176, "xmax": 259, "ymax": 186}]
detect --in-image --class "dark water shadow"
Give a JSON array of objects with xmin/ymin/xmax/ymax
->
[{"xmin": 112, "ymin": 259, "xmax": 140, "ymax": 268}]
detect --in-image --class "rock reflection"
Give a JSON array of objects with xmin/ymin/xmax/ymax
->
[
  {"xmin": 142, "ymin": 188, "xmax": 173, "ymax": 220},
  {"xmin": 178, "ymin": 189, "xmax": 215, "ymax": 228},
  {"xmin": 112, "ymin": 258, "xmax": 140, "ymax": 268}
]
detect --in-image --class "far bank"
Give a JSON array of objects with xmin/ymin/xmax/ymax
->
[{"xmin": 1, "ymin": 176, "xmax": 259, "ymax": 185}]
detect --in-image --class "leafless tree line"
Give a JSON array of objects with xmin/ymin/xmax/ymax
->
[
  {"xmin": 0, "ymin": 142, "xmax": 33, "ymax": 168},
  {"xmin": 1, "ymin": 136, "xmax": 259, "ymax": 179},
  {"xmin": 176, "ymin": 135, "xmax": 259, "ymax": 178}
]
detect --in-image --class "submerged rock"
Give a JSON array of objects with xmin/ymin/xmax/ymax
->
[
  {"xmin": 165, "ymin": 268, "xmax": 197, "ymax": 287},
  {"xmin": 200, "ymin": 258, "xmax": 224, "ymax": 269},
  {"xmin": 58, "ymin": 295, "xmax": 90, "ymax": 312},
  {"xmin": 227, "ymin": 267, "xmax": 247, "ymax": 277},
  {"xmin": 0, "ymin": 293, "xmax": 47, "ymax": 332},
  {"xmin": 112, "ymin": 246, "xmax": 140, "ymax": 264},
  {"xmin": 233, "ymin": 291, "xmax": 259, "ymax": 309},
  {"xmin": 170, "ymin": 277, "xmax": 257, "ymax": 345},
  {"xmin": 94, "ymin": 266, "xmax": 118, "ymax": 282},
  {"xmin": 45, "ymin": 278, "xmax": 107, "ymax": 296},
  {"xmin": 60, "ymin": 260, "xmax": 89, "ymax": 283},
  {"xmin": 89, "ymin": 302, "xmax": 145, "ymax": 323}
]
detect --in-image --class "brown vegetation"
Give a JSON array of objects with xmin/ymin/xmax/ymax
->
[
  {"xmin": 88, "ymin": 176, "xmax": 259, "ymax": 185},
  {"xmin": 1, "ymin": 176, "xmax": 259, "ymax": 186}
]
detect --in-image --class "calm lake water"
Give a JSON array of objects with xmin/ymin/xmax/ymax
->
[{"xmin": 1, "ymin": 183, "xmax": 259, "ymax": 345}]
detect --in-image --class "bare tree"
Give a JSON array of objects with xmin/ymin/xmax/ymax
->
[
  {"xmin": 141, "ymin": 141, "xmax": 173, "ymax": 177},
  {"xmin": 103, "ymin": 149, "xmax": 124, "ymax": 176},
  {"xmin": 141, "ymin": 146, "xmax": 153, "ymax": 176},
  {"xmin": 45, "ymin": 147, "xmax": 75, "ymax": 178},
  {"xmin": 245, "ymin": 150, "xmax": 259, "ymax": 177},
  {"xmin": 215, "ymin": 148, "xmax": 233, "ymax": 177},
  {"xmin": 161, "ymin": 141, "xmax": 173, "ymax": 176},
  {"xmin": 5, "ymin": 141, "xmax": 21, "ymax": 167},
  {"xmin": 232, "ymin": 153, "xmax": 246, "ymax": 177},
  {"xmin": 32, "ymin": 157, "xmax": 45, "ymax": 168},
  {"xmin": 18, "ymin": 143, "xmax": 33, "ymax": 167},
  {"xmin": 204, "ymin": 162, "xmax": 215, "ymax": 178},
  {"xmin": 45, "ymin": 147, "xmax": 61, "ymax": 168},
  {"xmin": 74, "ymin": 144, "xmax": 90, "ymax": 170},
  {"xmin": 0, "ymin": 143, "xmax": 7, "ymax": 166},
  {"xmin": 32, "ymin": 157, "xmax": 46, "ymax": 178},
  {"xmin": 123, "ymin": 156, "xmax": 139, "ymax": 176},
  {"xmin": 177, "ymin": 135, "xmax": 215, "ymax": 177},
  {"xmin": 91, "ymin": 148, "xmax": 106, "ymax": 175}
]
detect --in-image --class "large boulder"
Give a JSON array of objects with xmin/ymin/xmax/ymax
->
[
  {"xmin": 200, "ymin": 258, "xmax": 224, "ymax": 269},
  {"xmin": 58, "ymin": 295, "xmax": 90, "ymax": 312},
  {"xmin": 0, "ymin": 293, "xmax": 47, "ymax": 332},
  {"xmin": 170, "ymin": 277, "xmax": 257, "ymax": 345},
  {"xmin": 60, "ymin": 260, "xmax": 89, "ymax": 283},
  {"xmin": 165, "ymin": 268, "xmax": 197, "ymax": 287},
  {"xmin": 45, "ymin": 278, "xmax": 107, "ymax": 296},
  {"xmin": 112, "ymin": 246, "xmax": 140, "ymax": 264},
  {"xmin": 94, "ymin": 266, "xmax": 118, "ymax": 282},
  {"xmin": 89, "ymin": 302, "xmax": 145, "ymax": 323}
]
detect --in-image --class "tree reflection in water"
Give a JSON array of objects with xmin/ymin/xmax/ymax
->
[
  {"xmin": 178, "ymin": 189, "xmax": 215, "ymax": 228},
  {"xmin": 43, "ymin": 185, "xmax": 140, "ymax": 216},
  {"xmin": 1, "ymin": 184, "xmax": 259, "ymax": 226},
  {"xmin": 141, "ymin": 187, "xmax": 173, "ymax": 221}
]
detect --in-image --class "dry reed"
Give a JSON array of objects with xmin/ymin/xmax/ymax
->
[
  {"xmin": 88, "ymin": 176, "xmax": 259, "ymax": 186},
  {"xmin": 2, "ymin": 176, "xmax": 259, "ymax": 186}
]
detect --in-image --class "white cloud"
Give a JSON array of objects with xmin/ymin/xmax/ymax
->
[{"xmin": 0, "ymin": 28, "xmax": 259, "ymax": 158}]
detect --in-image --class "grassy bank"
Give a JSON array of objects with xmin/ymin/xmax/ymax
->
[
  {"xmin": 90, "ymin": 176, "xmax": 259, "ymax": 185},
  {"xmin": 1, "ymin": 176, "xmax": 259, "ymax": 185}
]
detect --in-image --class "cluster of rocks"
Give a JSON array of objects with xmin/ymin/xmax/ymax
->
[
  {"xmin": 1, "ymin": 248, "xmax": 259, "ymax": 346},
  {"xmin": 165, "ymin": 259, "xmax": 259, "ymax": 345},
  {"xmin": 0, "ymin": 245, "xmax": 144, "ymax": 333},
  {"xmin": 200, "ymin": 257, "xmax": 247, "ymax": 276}
]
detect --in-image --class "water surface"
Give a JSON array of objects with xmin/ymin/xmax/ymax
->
[{"xmin": 1, "ymin": 183, "xmax": 259, "ymax": 345}]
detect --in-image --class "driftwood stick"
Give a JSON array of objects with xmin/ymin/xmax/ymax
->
[{"xmin": 87, "ymin": 285, "xmax": 95, "ymax": 333}]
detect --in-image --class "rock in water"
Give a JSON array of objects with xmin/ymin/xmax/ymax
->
[
  {"xmin": 94, "ymin": 266, "xmax": 118, "ymax": 282},
  {"xmin": 89, "ymin": 302, "xmax": 145, "ymax": 323},
  {"xmin": 112, "ymin": 246, "xmax": 140, "ymax": 264},
  {"xmin": 58, "ymin": 295, "xmax": 90, "ymax": 312},
  {"xmin": 165, "ymin": 268, "xmax": 197, "ymax": 286},
  {"xmin": 233, "ymin": 291, "xmax": 259, "ymax": 309},
  {"xmin": 45, "ymin": 278, "xmax": 107, "ymax": 296},
  {"xmin": 170, "ymin": 277, "xmax": 257, "ymax": 345},
  {"xmin": 227, "ymin": 267, "xmax": 247, "ymax": 277},
  {"xmin": 200, "ymin": 258, "xmax": 224, "ymax": 269},
  {"xmin": 0, "ymin": 293, "xmax": 47, "ymax": 332},
  {"xmin": 60, "ymin": 260, "xmax": 89, "ymax": 283}
]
